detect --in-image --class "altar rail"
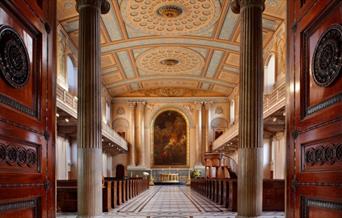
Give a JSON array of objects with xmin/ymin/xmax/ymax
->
[
  {"xmin": 56, "ymin": 84, "xmax": 128, "ymax": 151},
  {"xmin": 213, "ymin": 80, "xmax": 286, "ymax": 151},
  {"xmin": 57, "ymin": 178, "xmax": 148, "ymax": 212},
  {"xmin": 191, "ymin": 178, "xmax": 284, "ymax": 211}
]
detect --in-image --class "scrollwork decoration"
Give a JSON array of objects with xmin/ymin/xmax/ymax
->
[
  {"xmin": 0, "ymin": 143, "xmax": 37, "ymax": 168},
  {"xmin": 0, "ymin": 25, "xmax": 30, "ymax": 88},
  {"xmin": 312, "ymin": 24, "xmax": 342, "ymax": 87},
  {"xmin": 305, "ymin": 144, "xmax": 342, "ymax": 166}
]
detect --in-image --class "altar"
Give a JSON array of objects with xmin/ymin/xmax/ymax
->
[{"xmin": 159, "ymin": 173, "xmax": 180, "ymax": 184}]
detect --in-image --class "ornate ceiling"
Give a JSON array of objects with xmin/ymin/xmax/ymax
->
[{"xmin": 57, "ymin": 0, "xmax": 286, "ymax": 97}]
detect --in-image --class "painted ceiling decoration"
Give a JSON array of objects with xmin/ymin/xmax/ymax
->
[
  {"xmin": 57, "ymin": 0, "xmax": 286, "ymax": 97},
  {"xmin": 120, "ymin": 0, "xmax": 221, "ymax": 35},
  {"xmin": 136, "ymin": 47, "xmax": 204, "ymax": 76}
]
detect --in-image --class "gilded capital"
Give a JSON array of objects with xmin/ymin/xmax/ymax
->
[{"xmin": 76, "ymin": 0, "xmax": 110, "ymax": 14}]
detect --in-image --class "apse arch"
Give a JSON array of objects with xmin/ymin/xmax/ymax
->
[
  {"xmin": 148, "ymin": 105, "xmax": 195, "ymax": 129},
  {"xmin": 150, "ymin": 108, "xmax": 190, "ymax": 167}
]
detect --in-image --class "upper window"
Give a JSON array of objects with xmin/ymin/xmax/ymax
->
[
  {"xmin": 229, "ymin": 99, "xmax": 235, "ymax": 125},
  {"xmin": 67, "ymin": 56, "xmax": 77, "ymax": 96},
  {"xmin": 264, "ymin": 54, "xmax": 276, "ymax": 94}
]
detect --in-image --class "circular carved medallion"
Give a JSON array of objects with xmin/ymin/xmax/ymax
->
[
  {"xmin": 136, "ymin": 47, "xmax": 204, "ymax": 76},
  {"xmin": 0, "ymin": 25, "xmax": 30, "ymax": 88},
  {"xmin": 121, "ymin": 0, "xmax": 221, "ymax": 35},
  {"xmin": 312, "ymin": 24, "xmax": 342, "ymax": 87}
]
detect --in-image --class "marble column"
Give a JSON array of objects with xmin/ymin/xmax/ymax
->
[
  {"xmin": 194, "ymin": 102, "xmax": 203, "ymax": 166},
  {"xmin": 232, "ymin": 0, "xmax": 265, "ymax": 217},
  {"xmin": 76, "ymin": 0, "xmax": 110, "ymax": 217},
  {"xmin": 201, "ymin": 102, "xmax": 208, "ymax": 163},
  {"xmin": 128, "ymin": 102, "xmax": 136, "ymax": 167},
  {"xmin": 135, "ymin": 101, "xmax": 146, "ymax": 166},
  {"xmin": 201, "ymin": 102, "xmax": 209, "ymax": 155}
]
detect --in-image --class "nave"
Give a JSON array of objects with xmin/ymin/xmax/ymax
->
[{"xmin": 58, "ymin": 186, "xmax": 284, "ymax": 218}]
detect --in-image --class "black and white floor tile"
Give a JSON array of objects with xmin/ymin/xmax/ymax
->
[{"xmin": 57, "ymin": 185, "xmax": 285, "ymax": 218}]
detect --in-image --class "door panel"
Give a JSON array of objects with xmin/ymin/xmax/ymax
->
[
  {"xmin": 287, "ymin": 0, "xmax": 342, "ymax": 218},
  {"xmin": 0, "ymin": 0, "xmax": 55, "ymax": 217}
]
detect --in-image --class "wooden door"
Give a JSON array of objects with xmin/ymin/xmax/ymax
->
[
  {"xmin": 0, "ymin": 0, "xmax": 55, "ymax": 217},
  {"xmin": 287, "ymin": 0, "xmax": 342, "ymax": 217}
]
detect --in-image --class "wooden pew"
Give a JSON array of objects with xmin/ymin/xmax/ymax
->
[
  {"xmin": 263, "ymin": 179, "xmax": 285, "ymax": 211},
  {"xmin": 191, "ymin": 178, "xmax": 284, "ymax": 212},
  {"xmin": 102, "ymin": 180, "xmax": 112, "ymax": 212},
  {"xmin": 57, "ymin": 180, "xmax": 77, "ymax": 212},
  {"xmin": 117, "ymin": 180, "xmax": 123, "ymax": 205},
  {"xmin": 57, "ymin": 180, "xmax": 112, "ymax": 212}
]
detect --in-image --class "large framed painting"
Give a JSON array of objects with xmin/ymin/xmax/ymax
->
[{"xmin": 152, "ymin": 110, "xmax": 188, "ymax": 167}]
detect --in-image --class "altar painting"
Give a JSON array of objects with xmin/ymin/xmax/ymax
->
[{"xmin": 153, "ymin": 111, "xmax": 187, "ymax": 166}]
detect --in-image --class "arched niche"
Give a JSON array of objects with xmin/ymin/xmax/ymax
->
[
  {"xmin": 151, "ymin": 110, "xmax": 189, "ymax": 167},
  {"xmin": 112, "ymin": 118, "xmax": 129, "ymax": 139},
  {"xmin": 211, "ymin": 117, "xmax": 228, "ymax": 140}
]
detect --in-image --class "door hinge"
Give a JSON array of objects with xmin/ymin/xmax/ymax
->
[
  {"xmin": 292, "ymin": 130, "xmax": 299, "ymax": 140},
  {"xmin": 44, "ymin": 179, "xmax": 50, "ymax": 191},
  {"xmin": 292, "ymin": 22, "xmax": 297, "ymax": 32},
  {"xmin": 44, "ymin": 22, "xmax": 51, "ymax": 34},
  {"xmin": 44, "ymin": 130, "xmax": 49, "ymax": 141}
]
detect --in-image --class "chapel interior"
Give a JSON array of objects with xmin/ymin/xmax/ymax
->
[{"xmin": 0, "ymin": 0, "xmax": 341, "ymax": 218}]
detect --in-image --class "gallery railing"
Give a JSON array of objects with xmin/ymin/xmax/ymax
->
[
  {"xmin": 213, "ymin": 79, "xmax": 286, "ymax": 151},
  {"xmin": 56, "ymin": 83, "xmax": 128, "ymax": 151}
]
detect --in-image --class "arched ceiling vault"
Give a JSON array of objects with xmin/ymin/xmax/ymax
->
[{"xmin": 57, "ymin": 0, "xmax": 286, "ymax": 97}]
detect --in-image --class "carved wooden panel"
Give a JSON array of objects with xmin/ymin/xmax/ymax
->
[
  {"xmin": 301, "ymin": 134, "xmax": 342, "ymax": 173},
  {"xmin": 0, "ymin": 198, "xmax": 41, "ymax": 218},
  {"xmin": 0, "ymin": 0, "xmax": 55, "ymax": 217},
  {"xmin": 287, "ymin": 0, "xmax": 342, "ymax": 217},
  {"xmin": 0, "ymin": 137, "xmax": 41, "ymax": 174}
]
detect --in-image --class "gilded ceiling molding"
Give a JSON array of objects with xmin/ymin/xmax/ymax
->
[
  {"xmin": 106, "ymin": 75, "xmax": 236, "ymax": 89},
  {"xmin": 101, "ymin": 37, "xmax": 240, "ymax": 54},
  {"xmin": 112, "ymin": 97, "xmax": 228, "ymax": 104}
]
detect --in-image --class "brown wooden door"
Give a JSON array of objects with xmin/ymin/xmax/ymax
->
[
  {"xmin": 0, "ymin": 0, "xmax": 55, "ymax": 217},
  {"xmin": 287, "ymin": 0, "xmax": 342, "ymax": 217}
]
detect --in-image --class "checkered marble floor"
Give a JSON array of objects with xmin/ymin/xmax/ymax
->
[{"xmin": 57, "ymin": 185, "xmax": 285, "ymax": 218}]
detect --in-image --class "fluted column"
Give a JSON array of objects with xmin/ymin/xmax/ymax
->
[
  {"xmin": 201, "ymin": 102, "xmax": 208, "ymax": 162},
  {"xmin": 232, "ymin": 0, "xmax": 265, "ymax": 217},
  {"xmin": 194, "ymin": 102, "xmax": 203, "ymax": 166},
  {"xmin": 128, "ymin": 102, "xmax": 136, "ymax": 167},
  {"xmin": 135, "ymin": 101, "xmax": 146, "ymax": 166},
  {"xmin": 76, "ymin": 0, "xmax": 110, "ymax": 217}
]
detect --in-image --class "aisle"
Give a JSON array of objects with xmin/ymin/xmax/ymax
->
[{"xmin": 58, "ymin": 185, "xmax": 285, "ymax": 218}]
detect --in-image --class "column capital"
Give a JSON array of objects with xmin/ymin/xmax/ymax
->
[
  {"xmin": 231, "ymin": 0, "xmax": 265, "ymax": 14},
  {"xmin": 128, "ymin": 101, "xmax": 137, "ymax": 109},
  {"xmin": 76, "ymin": 0, "xmax": 110, "ymax": 14}
]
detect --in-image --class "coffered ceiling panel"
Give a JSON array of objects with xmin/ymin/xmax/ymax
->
[
  {"xmin": 218, "ymin": 71, "xmax": 239, "ymax": 84},
  {"xmin": 57, "ymin": 0, "xmax": 286, "ymax": 97},
  {"xmin": 102, "ymin": 72, "xmax": 123, "ymax": 86}
]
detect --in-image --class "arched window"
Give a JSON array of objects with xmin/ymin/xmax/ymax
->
[
  {"xmin": 229, "ymin": 99, "xmax": 235, "ymax": 125},
  {"xmin": 105, "ymin": 101, "xmax": 111, "ymax": 125},
  {"xmin": 264, "ymin": 54, "xmax": 276, "ymax": 94},
  {"xmin": 67, "ymin": 56, "xmax": 77, "ymax": 96}
]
